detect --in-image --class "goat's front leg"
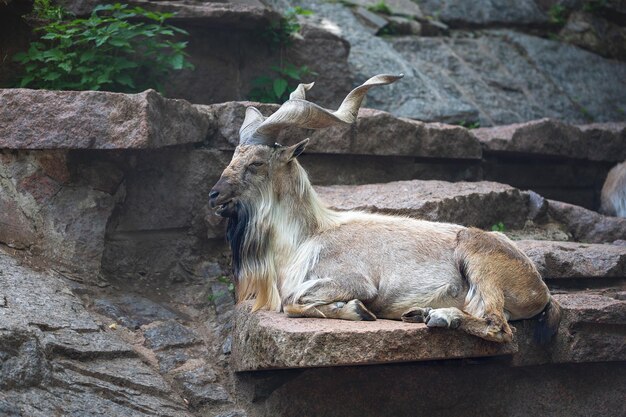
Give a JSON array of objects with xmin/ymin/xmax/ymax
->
[
  {"xmin": 284, "ymin": 299, "xmax": 376, "ymax": 321},
  {"xmin": 283, "ymin": 275, "xmax": 378, "ymax": 321}
]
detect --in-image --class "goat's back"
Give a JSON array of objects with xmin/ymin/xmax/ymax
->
[{"xmin": 601, "ymin": 161, "xmax": 626, "ymax": 217}]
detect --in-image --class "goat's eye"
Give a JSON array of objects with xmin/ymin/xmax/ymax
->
[{"xmin": 249, "ymin": 161, "xmax": 264, "ymax": 167}]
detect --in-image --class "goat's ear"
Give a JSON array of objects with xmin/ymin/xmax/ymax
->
[{"xmin": 280, "ymin": 138, "xmax": 309, "ymax": 161}]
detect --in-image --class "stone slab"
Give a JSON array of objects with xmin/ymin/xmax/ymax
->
[
  {"xmin": 232, "ymin": 302, "xmax": 518, "ymax": 371},
  {"xmin": 547, "ymin": 199, "xmax": 626, "ymax": 244},
  {"xmin": 517, "ymin": 240, "xmax": 626, "ymax": 279},
  {"xmin": 0, "ymin": 89, "xmax": 210, "ymax": 149},
  {"xmin": 233, "ymin": 290, "xmax": 626, "ymax": 371},
  {"xmin": 473, "ymin": 118, "xmax": 626, "ymax": 162},
  {"xmin": 418, "ymin": 0, "xmax": 548, "ymax": 26},
  {"xmin": 315, "ymin": 179, "xmax": 532, "ymax": 229}
]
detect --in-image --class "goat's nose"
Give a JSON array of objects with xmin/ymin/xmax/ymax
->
[{"xmin": 209, "ymin": 190, "xmax": 219, "ymax": 200}]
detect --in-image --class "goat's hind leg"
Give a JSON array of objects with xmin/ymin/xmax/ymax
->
[{"xmin": 423, "ymin": 307, "xmax": 512, "ymax": 343}]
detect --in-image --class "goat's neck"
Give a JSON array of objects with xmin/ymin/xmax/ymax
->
[{"xmin": 229, "ymin": 162, "xmax": 335, "ymax": 311}]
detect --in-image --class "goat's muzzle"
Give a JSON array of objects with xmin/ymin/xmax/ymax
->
[{"xmin": 209, "ymin": 179, "xmax": 236, "ymax": 217}]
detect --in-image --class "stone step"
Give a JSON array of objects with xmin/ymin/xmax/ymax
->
[
  {"xmin": 473, "ymin": 119, "xmax": 626, "ymax": 162},
  {"xmin": 232, "ymin": 291, "xmax": 626, "ymax": 371},
  {"xmin": 315, "ymin": 179, "xmax": 536, "ymax": 230},
  {"xmin": 315, "ymin": 179, "xmax": 625, "ymax": 247},
  {"xmin": 0, "ymin": 89, "xmax": 209, "ymax": 149},
  {"xmin": 232, "ymin": 302, "xmax": 518, "ymax": 371}
]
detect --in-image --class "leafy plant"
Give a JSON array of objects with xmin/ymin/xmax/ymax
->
[
  {"xmin": 491, "ymin": 222, "xmax": 506, "ymax": 232},
  {"xmin": 208, "ymin": 276, "xmax": 235, "ymax": 303},
  {"xmin": 261, "ymin": 6, "xmax": 313, "ymax": 49},
  {"xmin": 13, "ymin": 3, "xmax": 193, "ymax": 92},
  {"xmin": 583, "ymin": 0, "xmax": 608, "ymax": 14},
  {"xmin": 367, "ymin": 1, "xmax": 393, "ymax": 15},
  {"xmin": 548, "ymin": 4, "xmax": 568, "ymax": 25},
  {"xmin": 250, "ymin": 7, "xmax": 316, "ymax": 103},
  {"xmin": 249, "ymin": 63, "xmax": 315, "ymax": 103},
  {"xmin": 30, "ymin": 0, "xmax": 66, "ymax": 21},
  {"xmin": 457, "ymin": 120, "xmax": 481, "ymax": 129}
]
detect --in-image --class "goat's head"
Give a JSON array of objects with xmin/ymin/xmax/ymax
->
[{"xmin": 209, "ymin": 73, "xmax": 403, "ymax": 217}]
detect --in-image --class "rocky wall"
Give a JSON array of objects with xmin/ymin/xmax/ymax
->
[{"xmin": 1, "ymin": 88, "xmax": 625, "ymax": 417}]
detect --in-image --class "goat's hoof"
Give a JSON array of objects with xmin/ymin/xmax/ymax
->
[
  {"xmin": 401, "ymin": 307, "xmax": 431, "ymax": 323},
  {"xmin": 425, "ymin": 309, "xmax": 461, "ymax": 329},
  {"xmin": 349, "ymin": 300, "xmax": 376, "ymax": 321}
]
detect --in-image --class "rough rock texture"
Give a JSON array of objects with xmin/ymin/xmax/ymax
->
[
  {"xmin": 560, "ymin": 11, "xmax": 626, "ymax": 60},
  {"xmin": 547, "ymin": 199, "xmax": 626, "ymax": 243},
  {"xmin": 418, "ymin": 0, "xmax": 548, "ymax": 26},
  {"xmin": 390, "ymin": 31, "xmax": 626, "ymax": 125},
  {"xmin": 517, "ymin": 240, "xmax": 626, "ymax": 278},
  {"xmin": 315, "ymin": 180, "xmax": 536, "ymax": 229},
  {"xmin": 473, "ymin": 119, "xmax": 626, "ymax": 161},
  {"xmin": 0, "ymin": 89, "xmax": 210, "ymax": 149},
  {"xmin": 0, "ymin": 150, "xmax": 118, "ymax": 278},
  {"xmin": 232, "ymin": 303, "xmax": 517, "ymax": 371},
  {"xmin": 308, "ymin": 3, "xmax": 479, "ymax": 123},
  {"xmin": 233, "ymin": 291, "xmax": 626, "ymax": 372},
  {"xmin": 0, "ymin": 251, "xmax": 195, "ymax": 417},
  {"xmin": 58, "ymin": 0, "xmax": 280, "ymax": 27},
  {"xmin": 270, "ymin": 1, "xmax": 626, "ymax": 126},
  {"xmin": 205, "ymin": 101, "xmax": 482, "ymax": 158},
  {"xmin": 549, "ymin": 293, "xmax": 626, "ymax": 364}
]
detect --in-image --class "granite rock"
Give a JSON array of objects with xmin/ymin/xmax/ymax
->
[{"xmin": 0, "ymin": 89, "xmax": 210, "ymax": 149}]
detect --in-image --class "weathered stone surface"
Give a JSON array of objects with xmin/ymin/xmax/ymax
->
[
  {"xmin": 0, "ymin": 252, "xmax": 99, "ymax": 332},
  {"xmin": 206, "ymin": 102, "xmax": 482, "ymax": 158},
  {"xmin": 391, "ymin": 31, "xmax": 626, "ymax": 126},
  {"xmin": 304, "ymin": 3, "xmax": 479, "ymax": 123},
  {"xmin": 315, "ymin": 180, "xmax": 533, "ymax": 229},
  {"xmin": 350, "ymin": 0, "xmax": 424, "ymax": 18},
  {"xmin": 0, "ymin": 250, "xmax": 193, "ymax": 416},
  {"xmin": 547, "ymin": 199, "xmax": 626, "ymax": 243},
  {"xmin": 419, "ymin": 0, "xmax": 548, "ymax": 25},
  {"xmin": 173, "ymin": 365, "xmax": 232, "ymax": 408},
  {"xmin": 232, "ymin": 302, "xmax": 517, "ymax": 371},
  {"xmin": 474, "ymin": 119, "xmax": 626, "ymax": 161},
  {"xmin": 560, "ymin": 11, "xmax": 626, "ymax": 60},
  {"xmin": 0, "ymin": 151, "xmax": 117, "ymax": 278},
  {"xmin": 550, "ymin": 293, "xmax": 626, "ymax": 364},
  {"xmin": 92, "ymin": 294, "xmax": 180, "ymax": 330},
  {"xmin": 0, "ymin": 89, "xmax": 210, "ymax": 149},
  {"xmin": 58, "ymin": 0, "xmax": 279, "ymax": 28},
  {"xmin": 142, "ymin": 320, "xmax": 201, "ymax": 351},
  {"xmin": 516, "ymin": 240, "xmax": 626, "ymax": 278}
]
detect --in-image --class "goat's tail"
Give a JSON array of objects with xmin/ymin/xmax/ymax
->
[{"xmin": 534, "ymin": 296, "xmax": 562, "ymax": 344}]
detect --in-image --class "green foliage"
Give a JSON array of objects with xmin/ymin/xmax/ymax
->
[
  {"xmin": 250, "ymin": 7, "xmax": 316, "ymax": 103},
  {"xmin": 457, "ymin": 120, "xmax": 481, "ymax": 129},
  {"xmin": 548, "ymin": 4, "xmax": 568, "ymax": 25},
  {"xmin": 31, "ymin": 0, "xmax": 66, "ymax": 21},
  {"xmin": 367, "ymin": 1, "xmax": 393, "ymax": 15},
  {"xmin": 13, "ymin": 3, "xmax": 193, "ymax": 92},
  {"xmin": 261, "ymin": 6, "xmax": 313, "ymax": 49},
  {"xmin": 583, "ymin": 0, "xmax": 608, "ymax": 13},
  {"xmin": 208, "ymin": 276, "xmax": 235, "ymax": 303},
  {"xmin": 491, "ymin": 222, "xmax": 506, "ymax": 232},
  {"xmin": 249, "ymin": 63, "xmax": 315, "ymax": 103}
]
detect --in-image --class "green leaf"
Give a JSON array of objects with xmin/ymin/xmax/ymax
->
[
  {"xmin": 19, "ymin": 75, "xmax": 35, "ymax": 88},
  {"xmin": 170, "ymin": 54, "xmax": 184, "ymax": 70},
  {"xmin": 58, "ymin": 62, "xmax": 72, "ymax": 73},
  {"xmin": 272, "ymin": 78, "xmax": 288, "ymax": 99}
]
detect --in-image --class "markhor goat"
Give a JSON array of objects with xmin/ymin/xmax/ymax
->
[{"xmin": 209, "ymin": 74, "xmax": 561, "ymax": 343}]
